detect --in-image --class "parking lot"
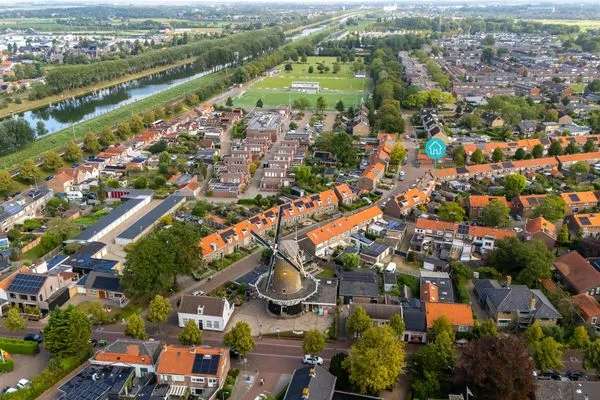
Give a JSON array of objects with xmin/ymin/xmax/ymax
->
[{"xmin": 0, "ymin": 349, "xmax": 50, "ymax": 390}]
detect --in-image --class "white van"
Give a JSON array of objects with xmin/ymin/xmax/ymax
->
[
  {"xmin": 385, "ymin": 262, "xmax": 397, "ymax": 273},
  {"xmin": 66, "ymin": 191, "xmax": 83, "ymax": 201}
]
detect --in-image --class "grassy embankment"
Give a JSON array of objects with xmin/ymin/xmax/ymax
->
[{"xmin": 0, "ymin": 70, "xmax": 228, "ymax": 170}]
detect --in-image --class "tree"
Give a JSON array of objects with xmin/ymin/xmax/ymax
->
[
  {"xmin": 43, "ymin": 306, "xmax": 92, "ymax": 356},
  {"xmin": 335, "ymin": 100, "xmax": 345, "ymax": 112},
  {"xmin": 340, "ymin": 253, "xmax": 360, "ymax": 270},
  {"xmin": 292, "ymin": 97, "xmax": 310, "ymax": 111},
  {"xmin": 179, "ymin": 320, "xmax": 203, "ymax": 345},
  {"xmin": 84, "ymin": 302, "xmax": 112, "ymax": 325},
  {"xmin": 388, "ymin": 313, "xmax": 405, "ymax": 338},
  {"xmin": 303, "ymin": 329, "xmax": 326, "ymax": 355},
  {"xmin": 410, "ymin": 331, "xmax": 457, "ymax": 399},
  {"xmin": 344, "ymin": 326, "xmax": 405, "ymax": 394},
  {"xmin": 256, "ymin": 98, "xmax": 263, "ymax": 108},
  {"xmin": 438, "ymin": 201, "xmax": 466, "ymax": 222},
  {"xmin": 3, "ymin": 306, "xmax": 26, "ymax": 331},
  {"xmin": 346, "ymin": 306, "xmax": 373, "ymax": 337},
  {"xmin": 63, "ymin": 140, "xmax": 83, "ymax": 162},
  {"xmin": 472, "ymin": 319, "xmax": 497, "ymax": 338},
  {"xmin": 570, "ymin": 161, "xmax": 590, "ymax": 175},
  {"xmin": 19, "ymin": 159, "xmax": 41, "ymax": 184},
  {"xmin": 491, "ymin": 148, "xmax": 504, "ymax": 162},
  {"xmin": 585, "ymin": 339, "xmax": 600, "ymax": 371},
  {"xmin": 224, "ymin": 321, "xmax": 255, "ymax": 358},
  {"xmin": 503, "ymin": 173, "xmax": 527, "ymax": 198},
  {"xmin": 471, "ymin": 149, "xmax": 485, "ymax": 164},
  {"xmin": 454, "ymin": 335, "xmax": 535, "ymax": 400},
  {"xmin": 431, "ymin": 316, "xmax": 455, "ymax": 341},
  {"xmin": 558, "ymin": 224, "xmax": 570, "ymax": 245},
  {"xmin": 99, "ymin": 127, "xmax": 116, "ymax": 147},
  {"xmin": 122, "ymin": 222, "xmax": 203, "ymax": 302},
  {"xmin": 487, "ymin": 238, "xmax": 554, "ymax": 287},
  {"xmin": 41, "ymin": 150, "xmax": 63, "ymax": 172},
  {"xmin": 533, "ymin": 195, "xmax": 566, "ymax": 222},
  {"xmin": 514, "ymin": 148, "xmax": 526, "ymax": 160},
  {"xmin": 316, "ymin": 96, "xmax": 327, "ymax": 114},
  {"xmin": 548, "ymin": 140, "xmax": 563, "ymax": 156},
  {"xmin": 377, "ymin": 99, "xmax": 405, "ymax": 134},
  {"xmin": 329, "ymin": 352, "xmax": 351, "ymax": 390},
  {"xmin": 531, "ymin": 144, "xmax": 544, "ymax": 158},
  {"xmin": 35, "ymin": 120, "xmax": 48, "ymax": 137},
  {"xmin": 147, "ymin": 295, "xmax": 172, "ymax": 332},
  {"xmin": 284, "ymin": 63, "xmax": 293, "ymax": 71},
  {"xmin": 532, "ymin": 336, "xmax": 563, "ymax": 371},
  {"xmin": 116, "ymin": 122, "xmax": 131, "ymax": 139},
  {"xmin": 390, "ymin": 143, "xmax": 407, "ymax": 166},
  {"xmin": 584, "ymin": 138, "xmax": 597, "ymax": 153},
  {"xmin": 133, "ymin": 176, "xmax": 148, "ymax": 189},
  {"xmin": 125, "ymin": 314, "xmax": 147, "ymax": 340},
  {"xmin": 226, "ymin": 97, "xmax": 233, "ymax": 107},
  {"xmin": 571, "ymin": 325, "xmax": 590, "ymax": 349},
  {"xmin": 308, "ymin": 65, "xmax": 314, "ymax": 73},
  {"xmin": 565, "ymin": 141, "xmax": 580, "ymax": 155},
  {"xmin": 83, "ymin": 132, "xmax": 100, "ymax": 154},
  {"xmin": 452, "ymin": 145, "xmax": 466, "ymax": 167},
  {"xmin": 480, "ymin": 199, "xmax": 510, "ymax": 227},
  {"xmin": 0, "ymin": 170, "xmax": 15, "ymax": 196}
]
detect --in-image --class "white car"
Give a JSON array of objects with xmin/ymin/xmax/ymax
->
[
  {"xmin": 16, "ymin": 379, "xmax": 31, "ymax": 389},
  {"xmin": 192, "ymin": 290, "xmax": 206, "ymax": 296},
  {"xmin": 303, "ymin": 355, "xmax": 324, "ymax": 365}
]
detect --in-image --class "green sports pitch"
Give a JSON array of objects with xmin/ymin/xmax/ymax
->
[{"xmin": 231, "ymin": 56, "xmax": 369, "ymax": 110}]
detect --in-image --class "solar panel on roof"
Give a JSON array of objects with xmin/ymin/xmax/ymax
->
[
  {"xmin": 569, "ymin": 194, "xmax": 580, "ymax": 202},
  {"xmin": 458, "ymin": 224, "xmax": 469, "ymax": 235},
  {"xmin": 8, "ymin": 274, "xmax": 46, "ymax": 294},
  {"xmin": 579, "ymin": 217, "xmax": 591, "ymax": 226},
  {"xmin": 192, "ymin": 354, "xmax": 220, "ymax": 374}
]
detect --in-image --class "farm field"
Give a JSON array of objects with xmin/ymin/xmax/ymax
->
[
  {"xmin": 529, "ymin": 19, "xmax": 600, "ymax": 30},
  {"xmin": 231, "ymin": 56, "xmax": 368, "ymax": 110}
]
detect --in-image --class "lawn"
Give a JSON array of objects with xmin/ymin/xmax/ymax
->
[
  {"xmin": 529, "ymin": 19, "xmax": 600, "ymax": 30},
  {"xmin": 231, "ymin": 56, "xmax": 368, "ymax": 110}
]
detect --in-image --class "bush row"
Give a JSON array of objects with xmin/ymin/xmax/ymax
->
[{"xmin": 0, "ymin": 338, "xmax": 39, "ymax": 355}]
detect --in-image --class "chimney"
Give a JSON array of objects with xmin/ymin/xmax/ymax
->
[
  {"xmin": 505, "ymin": 275, "xmax": 512, "ymax": 287},
  {"xmin": 529, "ymin": 294, "xmax": 537, "ymax": 311}
]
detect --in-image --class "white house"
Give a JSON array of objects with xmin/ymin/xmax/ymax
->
[{"xmin": 177, "ymin": 295, "xmax": 234, "ymax": 332}]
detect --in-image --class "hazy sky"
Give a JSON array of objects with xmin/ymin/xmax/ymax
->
[{"xmin": 2, "ymin": 0, "xmax": 596, "ymax": 5}]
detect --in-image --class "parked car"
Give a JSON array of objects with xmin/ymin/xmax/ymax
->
[
  {"xmin": 192, "ymin": 290, "xmax": 206, "ymax": 296},
  {"xmin": 23, "ymin": 333, "xmax": 42, "ymax": 343},
  {"xmin": 16, "ymin": 379, "xmax": 31, "ymax": 389},
  {"xmin": 302, "ymin": 355, "xmax": 323, "ymax": 365}
]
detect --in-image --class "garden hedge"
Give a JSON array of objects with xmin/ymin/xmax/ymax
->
[
  {"xmin": 0, "ymin": 338, "xmax": 39, "ymax": 355},
  {"xmin": 0, "ymin": 359, "xmax": 14, "ymax": 373}
]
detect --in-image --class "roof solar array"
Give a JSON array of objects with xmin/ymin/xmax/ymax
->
[
  {"xmin": 192, "ymin": 354, "xmax": 220, "ymax": 375},
  {"xmin": 458, "ymin": 224, "xmax": 469, "ymax": 235},
  {"xmin": 569, "ymin": 194, "xmax": 580, "ymax": 202},
  {"xmin": 579, "ymin": 217, "xmax": 592, "ymax": 226},
  {"xmin": 8, "ymin": 274, "xmax": 46, "ymax": 294}
]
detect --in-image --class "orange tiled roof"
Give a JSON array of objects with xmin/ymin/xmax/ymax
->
[
  {"xmin": 560, "ymin": 191, "xmax": 599, "ymax": 205},
  {"xmin": 434, "ymin": 168, "xmax": 458, "ymax": 178},
  {"xmin": 572, "ymin": 293, "xmax": 600, "ymax": 320},
  {"xmin": 469, "ymin": 195, "xmax": 508, "ymax": 208},
  {"xmin": 362, "ymin": 161, "xmax": 385, "ymax": 180},
  {"xmin": 306, "ymin": 206, "xmax": 383, "ymax": 245},
  {"xmin": 557, "ymin": 151, "xmax": 600, "ymax": 164},
  {"xmin": 573, "ymin": 213, "xmax": 600, "ymax": 228},
  {"xmin": 514, "ymin": 194, "xmax": 547, "ymax": 208},
  {"xmin": 199, "ymin": 232, "xmax": 226, "ymax": 256},
  {"xmin": 512, "ymin": 157, "xmax": 558, "ymax": 169},
  {"xmin": 421, "ymin": 282, "xmax": 439, "ymax": 303},
  {"xmin": 415, "ymin": 218, "xmax": 457, "ymax": 232},
  {"xmin": 525, "ymin": 217, "xmax": 556, "ymax": 238},
  {"xmin": 468, "ymin": 225, "xmax": 516, "ymax": 240},
  {"xmin": 425, "ymin": 302, "xmax": 474, "ymax": 328},
  {"xmin": 395, "ymin": 188, "xmax": 430, "ymax": 210},
  {"xmin": 462, "ymin": 143, "xmax": 478, "ymax": 155},
  {"xmin": 483, "ymin": 142, "xmax": 509, "ymax": 153},
  {"xmin": 466, "ymin": 164, "xmax": 493, "ymax": 174},
  {"xmin": 334, "ymin": 183, "xmax": 354, "ymax": 199},
  {"xmin": 157, "ymin": 345, "xmax": 226, "ymax": 376},
  {"xmin": 95, "ymin": 344, "xmax": 155, "ymax": 365}
]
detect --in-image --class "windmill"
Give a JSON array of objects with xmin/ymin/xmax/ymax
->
[{"xmin": 251, "ymin": 204, "xmax": 318, "ymax": 316}]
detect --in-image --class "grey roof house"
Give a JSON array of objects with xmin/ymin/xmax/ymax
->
[
  {"xmin": 283, "ymin": 366, "xmax": 336, "ymax": 400},
  {"xmin": 474, "ymin": 279, "xmax": 561, "ymax": 328}
]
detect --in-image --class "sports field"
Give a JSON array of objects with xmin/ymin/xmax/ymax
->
[
  {"xmin": 232, "ymin": 56, "xmax": 368, "ymax": 110},
  {"xmin": 529, "ymin": 19, "xmax": 600, "ymax": 31}
]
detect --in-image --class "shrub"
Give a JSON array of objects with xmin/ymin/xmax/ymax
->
[
  {"xmin": 0, "ymin": 337, "xmax": 39, "ymax": 355},
  {"xmin": 0, "ymin": 358, "xmax": 14, "ymax": 373}
]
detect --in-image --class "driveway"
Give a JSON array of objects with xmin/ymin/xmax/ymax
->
[{"xmin": 0, "ymin": 349, "xmax": 50, "ymax": 389}]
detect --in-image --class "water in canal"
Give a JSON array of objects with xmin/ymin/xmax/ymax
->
[{"xmin": 12, "ymin": 62, "xmax": 222, "ymax": 136}]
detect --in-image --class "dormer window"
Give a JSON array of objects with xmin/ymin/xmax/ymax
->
[{"xmin": 197, "ymin": 305, "xmax": 205, "ymax": 315}]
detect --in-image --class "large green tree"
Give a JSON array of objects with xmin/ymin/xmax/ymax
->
[
  {"xmin": 480, "ymin": 199, "xmax": 510, "ymax": 227},
  {"xmin": 179, "ymin": 320, "xmax": 203, "ymax": 345},
  {"xmin": 343, "ymin": 325, "xmax": 405, "ymax": 394},
  {"xmin": 224, "ymin": 321, "xmax": 255, "ymax": 358},
  {"xmin": 487, "ymin": 238, "xmax": 554, "ymax": 287},
  {"xmin": 43, "ymin": 306, "xmax": 92, "ymax": 356},
  {"xmin": 121, "ymin": 222, "xmax": 203, "ymax": 301},
  {"xmin": 347, "ymin": 306, "xmax": 373, "ymax": 337},
  {"xmin": 303, "ymin": 329, "xmax": 326, "ymax": 355},
  {"xmin": 41, "ymin": 150, "xmax": 63, "ymax": 172},
  {"xmin": 147, "ymin": 294, "xmax": 172, "ymax": 332},
  {"xmin": 3, "ymin": 306, "xmax": 26, "ymax": 331},
  {"xmin": 503, "ymin": 173, "xmax": 527, "ymax": 198},
  {"xmin": 438, "ymin": 202, "xmax": 466, "ymax": 222},
  {"xmin": 533, "ymin": 195, "xmax": 566, "ymax": 222}
]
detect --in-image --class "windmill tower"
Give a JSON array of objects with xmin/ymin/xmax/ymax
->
[{"xmin": 251, "ymin": 205, "xmax": 318, "ymax": 317}]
